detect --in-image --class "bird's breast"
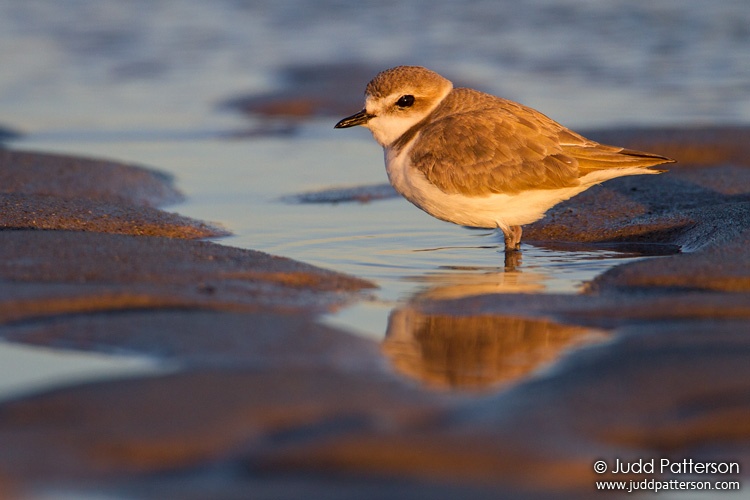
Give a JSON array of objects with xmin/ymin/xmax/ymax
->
[{"xmin": 384, "ymin": 142, "xmax": 420, "ymax": 201}]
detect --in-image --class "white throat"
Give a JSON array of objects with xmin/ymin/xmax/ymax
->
[{"xmin": 364, "ymin": 87, "xmax": 452, "ymax": 148}]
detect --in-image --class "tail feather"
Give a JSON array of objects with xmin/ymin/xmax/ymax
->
[{"xmin": 564, "ymin": 143, "xmax": 675, "ymax": 176}]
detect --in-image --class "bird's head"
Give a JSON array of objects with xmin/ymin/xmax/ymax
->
[{"xmin": 335, "ymin": 66, "xmax": 453, "ymax": 147}]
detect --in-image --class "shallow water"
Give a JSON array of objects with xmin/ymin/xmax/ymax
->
[
  {"xmin": 0, "ymin": 340, "xmax": 166, "ymax": 401},
  {"xmin": 1, "ymin": 0, "xmax": 748, "ymax": 397}
]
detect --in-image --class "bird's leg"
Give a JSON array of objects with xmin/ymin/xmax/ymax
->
[
  {"xmin": 502, "ymin": 226, "xmax": 523, "ymax": 270},
  {"xmin": 503, "ymin": 225, "xmax": 523, "ymax": 252}
]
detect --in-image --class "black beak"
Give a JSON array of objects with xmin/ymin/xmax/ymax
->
[{"xmin": 334, "ymin": 109, "xmax": 373, "ymax": 129}]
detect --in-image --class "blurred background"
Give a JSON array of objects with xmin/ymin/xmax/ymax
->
[{"xmin": 1, "ymin": 0, "xmax": 749, "ymax": 136}]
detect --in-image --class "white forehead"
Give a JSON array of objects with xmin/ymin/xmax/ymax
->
[{"xmin": 364, "ymin": 93, "xmax": 396, "ymax": 111}]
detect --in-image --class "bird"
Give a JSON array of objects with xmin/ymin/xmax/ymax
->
[{"xmin": 334, "ymin": 65, "xmax": 675, "ymax": 253}]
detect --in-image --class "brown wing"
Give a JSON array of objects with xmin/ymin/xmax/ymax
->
[
  {"xmin": 409, "ymin": 92, "xmax": 581, "ymax": 196},
  {"xmin": 409, "ymin": 89, "xmax": 674, "ymax": 196},
  {"xmin": 562, "ymin": 143, "xmax": 674, "ymax": 174}
]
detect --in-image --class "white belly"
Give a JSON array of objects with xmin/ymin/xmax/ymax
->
[{"xmin": 384, "ymin": 145, "xmax": 650, "ymax": 232}]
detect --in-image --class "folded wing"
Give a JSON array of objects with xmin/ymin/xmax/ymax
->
[{"xmin": 410, "ymin": 89, "xmax": 674, "ymax": 196}]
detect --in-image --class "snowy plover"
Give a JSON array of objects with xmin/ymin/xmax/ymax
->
[{"xmin": 335, "ymin": 66, "xmax": 674, "ymax": 252}]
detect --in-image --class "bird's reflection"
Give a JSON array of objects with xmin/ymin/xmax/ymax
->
[
  {"xmin": 383, "ymin": 306, "xmax": 607, "ymax": 391},
  {"xmin": 378, "ymin": 240, "xmax": 670, "ymax": 391}
]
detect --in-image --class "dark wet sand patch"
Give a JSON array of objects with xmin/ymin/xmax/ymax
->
[
  {"xmin": 223, "ymin": 62, "xmax": 487, "ymax": 122},
  {"xmin": 1, "ymin": 149, "xmax": 229, "ymax": 238},
  {"xmin": 0, "ymin": 193, "xmax": 227, "ymax": 238},
  {"xmin": 282, "ymin": 183, "xmax": 398, "ymax": 204},
  {"xmin": 0, "ymin": 310, "xmax": 384, "ymax": 371},
  {"xmin": 1, "ymin": 149, "xmax": 183, "ymax": 207},
  {"xmin": 525, "ymin": 138, "xmax": 750, "ymax": 249},
  {"xmin": 0, "ymin": 230, "xmax": 374, "ymax": 325},
  {"xmin": 221, "ymin": 62, "xmax": 384, "ymax": 121},
  {"xmin": 0, "ymin": 368, "xmax": 445, "ymax": 480},
  {"xmin": 587, "ymin": 229, "xmax": 750, "ymax": 293}
]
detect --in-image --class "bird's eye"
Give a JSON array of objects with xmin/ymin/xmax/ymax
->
[{"xmin": 396, "ymin": 95, "xmax": 415, "ymax": 108}]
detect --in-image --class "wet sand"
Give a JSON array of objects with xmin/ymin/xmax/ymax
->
[{"xmin": 0, "ymin": 127, "xmax": 748, "ymax": 499}]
